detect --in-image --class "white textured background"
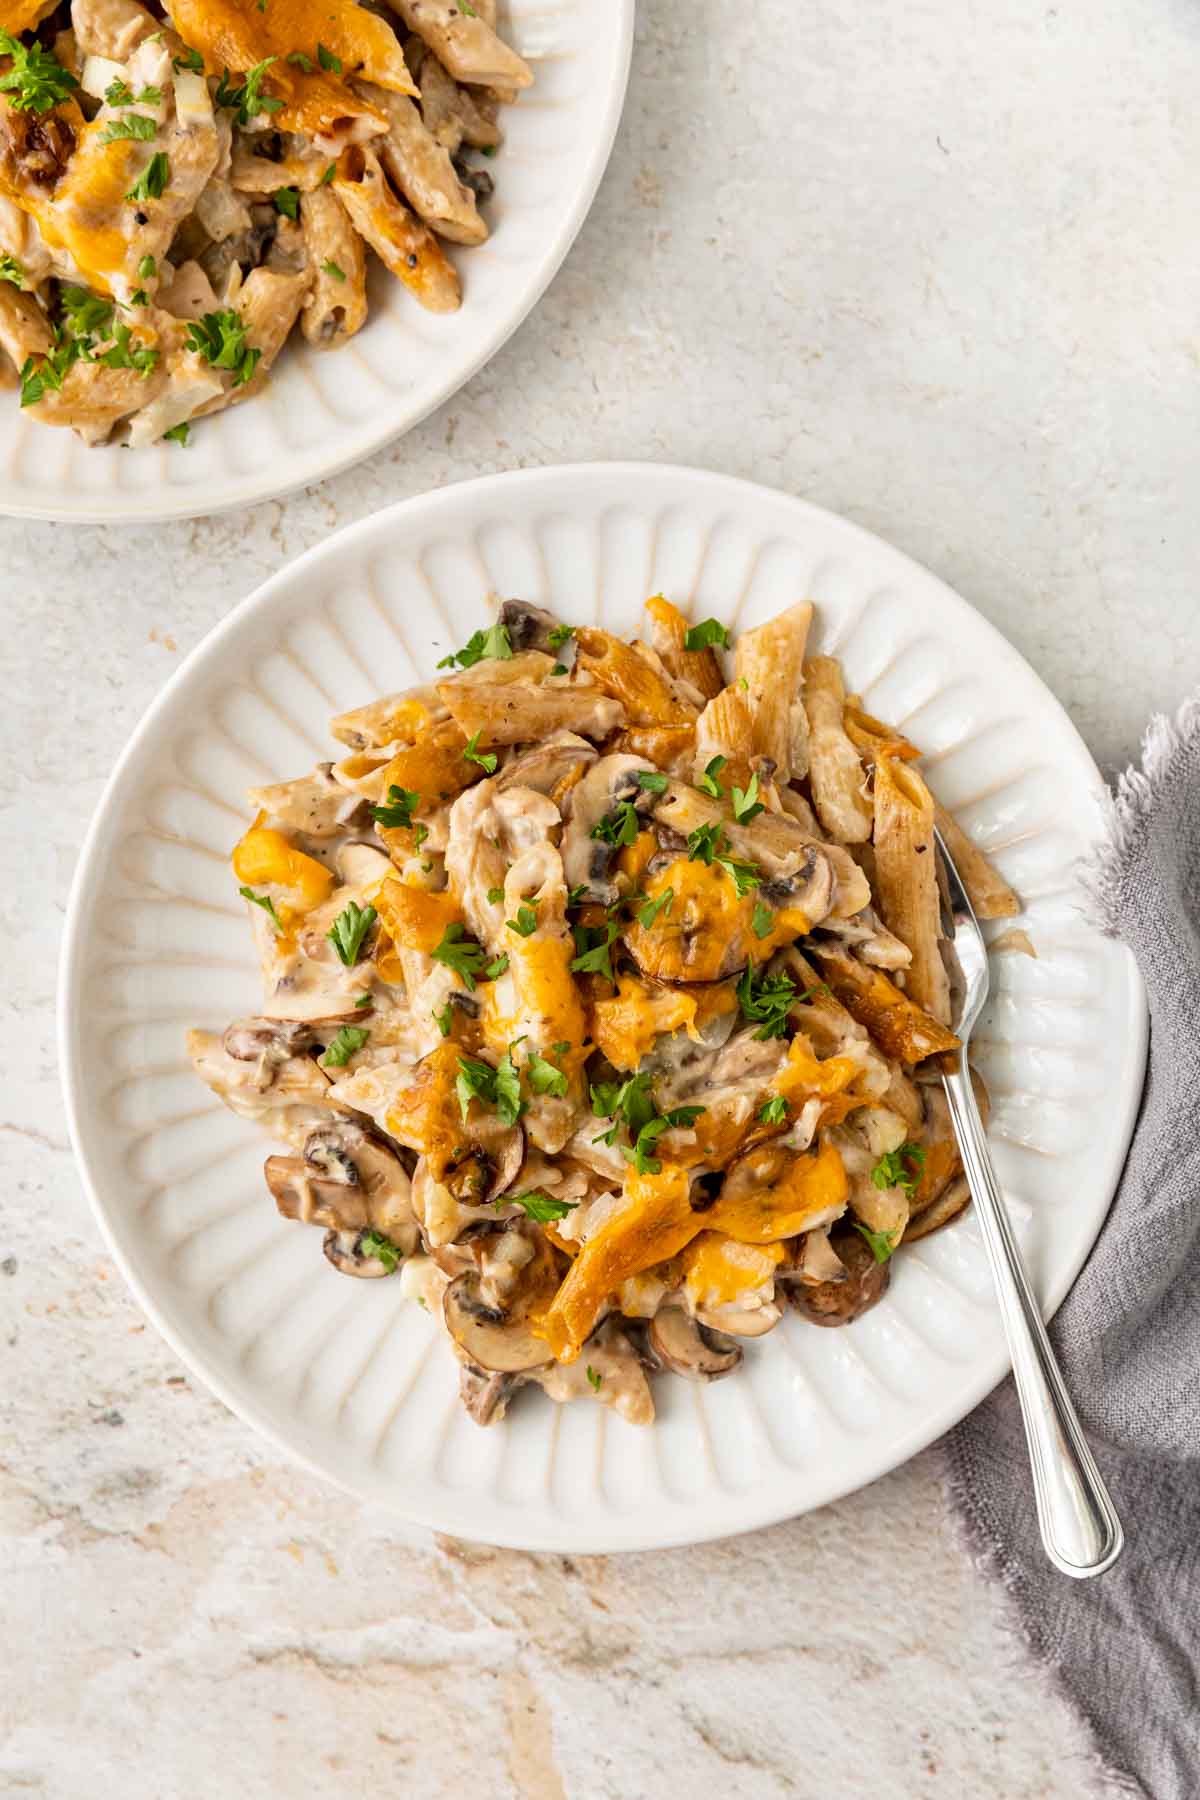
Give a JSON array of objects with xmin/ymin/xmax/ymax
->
[{"xmin": 3, "ymin": 0, "xmax": 1196, "ymax": 1791}]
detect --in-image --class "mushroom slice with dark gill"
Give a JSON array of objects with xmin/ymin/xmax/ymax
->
[
  {"xmin": 647, "ymin": 1310, "xmax": 742, "ymax": 1380},
  {"xmin": 222, "ymin": 1017, "xmax": 316, "ymax": 1063},
  {"xmin": 788, "ymin": 1229, "xmax": 890, "ymax": 1327},
  {"xmin": 442, "ymin": 1270, "xmax": 554, "ymax": 1374},
  {"xmin": 322, "ymin": 1228, "xmax": 396, "ymax": 1279},
  {"xmin": 498, "ymin": 598, "xmax": 576, "ymax": 666},
  {"xmin": 458, "ymin": 1364, "xmax": 527, "ymax": 1426},
  {"xmin": 266, "ymin": 1119, "xmax": 414, "ymax": 1239},
  {"xmin": 561, "ymin": 753, "xmax": 658, "ymax": 903}
]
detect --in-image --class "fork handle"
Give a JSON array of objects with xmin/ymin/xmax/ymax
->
[{"xmin": 941, "ymin": 1058, "xmax": 1124, "ymax": 1578}]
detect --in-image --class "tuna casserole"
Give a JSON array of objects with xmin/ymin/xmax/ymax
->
[
  {"xmin": 188, "ymin": 593, "xmax": 1020, "ymax": 1426},
  {"xmin": 0, "ymin": 0, "xmax": 529, "ymax": 445}
]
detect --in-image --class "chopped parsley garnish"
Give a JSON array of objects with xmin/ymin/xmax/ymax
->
[
  {"xmin": 173, "ymin": 46, "xmax": 204, "ymax": 73},
  {"xmin": 163, "ymin": 421, "xmax": 190, "ymax": 446},
  {"xmin": 697, "ymin": 755, "xmax": 727, "ymax": 798},
  {"xmin": 125, "ymin": 152, "xmax": 170, "ymax": 202},
  {"xmin": 287, "ymin": 49, "xmax": 314, "ymax": 70},
  {"xmin": 736, "ymin": 964, "xmax": 797, "ymax": 1040},
  {"xmin": 100, "ymin": 111, "xmax": 157, "ymax": 143},
  {"xmin": 359, "ymin": 1228, "xmax": 403, "ymax": 1272},
  {"xmin": 19, "ymin": 336, "xmax": 81, "ymax": 407},
  {"xmin": 637, "ymin": 886, "xmax": 674, "ymax": 930},
  {"xmin": 731, "ymin": 772, "xmax": 764, "ymax": 824},
  {"xmin": 458, "ymin": 0, "xmax": 479, "ymax": 15},
  {"xmin": 685, "ymin": 824, "xmax": 760, "ymax": 896},
  {"xmin": 759, "ymin": 1094, "xmax": 788, "ymax": 1124},
  {"xmin": 320, "ymin": 1024, "xmax": 370, "ymax": 1068},
  {"xmin": 371, "ymin": 784, "xmax": 420, "ymax": 829},
  {"xmin": 486, "ymin": 886, "xmax": 505, "ymax": 905},
  {"xmin": 484, "ymin": 952, "xmax": 509, "ymax": 979},
  {"xmin": 507, "ymin": 1190, "xmax": 577, "ymax": 1223},
  {"xmin": 590, "ymin": 1073, "xmax": 656, "ymax": 1146},
  {"xmin": 184, "ymin": 309, "xmax": 260, "ymax": 386},
  {"xmin": 317, "ymin": 42, "xmax": 342, "ymax": 72},
  {"xmin": 320, "ymin": 161, "xmax": 337, "ymax": 184},
  {"xmin": 326, "ymin": 900, "xmax": 377, "ymax": 966},
  {"xmin": 566, "ymin": 884, "xmax": 589, "ymax": 907},
  {"xmin": 548, "ymin": 623, "xmax": 574, "ymax": 649},
  {"xmin": 751, "ymin": 901, "xmax": 774, "ymax": 940},
  {"xmin": 526, "ymin": 1048, "xmax": 568, "ymax": 1097},
  {"xmin": 129, "ymin": 289, "xmax": 148, "ymax": 307},
  {"xmin": 321, "ymin": 258, "xmax": 346, "ymax": 282},
  {"xmin": 718, "ymin": 854, "xmax": 761, "ymax": 898},
  {"xmin": 621, "ymin": 1104, "xmax": 706, "ymax": 1175},
  {"xmin": 431, "ymin": 922, "xmax": 487, "ymax": 989},
  {"xmin": 635, "ymin": 770, "xmax": 669, "ymax": 793},
  {"xmin": 97, "ymin": 324, "xmax": 159, "ymax": 378},
  {"xmin": 507, "ymin": 903, "xmax": 538, "ymax": 937},
  {"xmin": 870, "ymin": 1143, "xmax": 926, "ymax": 1197},
  {"xmin": 683, "ymin": 618, "xmax": 730, "ymax": 652},
  {"xmin": 456, "ymin": 1050, "xmax": 522, "ymax": 1126},
  {"xmin": 586, "ymin": 1364, "xmax": 603, "ymax": 1391},
  {"xmin": 273, "ymin": 186, "xmax": 299, "ymax": 220},
  {"xmin": 0, "ymin": 31, "xmax": 78, "ymax": 113},
  {"xmin": 436, "ymin": 622, "xmax": 513, "ymax": 670},
  {"xmin": 569, "ymin": 920, "xmax": 619, "ymax": 980},
  {"xmin": 463, "ymin": 730, "xmax": 498, "ymax": 773},
  {"xmin": 433, "ymin": 1001, "xmax": 453, "ymax": 1037},
  {"xmin": 214, "ymin": 58, "xmax": 283, "ymax": 126},
  {"xmin": 355, "ymin": 992, "xmax": 373, "ymax": 1008},
  {"xmin": 854, "ymin": 1223, "xmax": 900, "ymax": 1266},
  {"xmin": 138, "ymin": 254, "xmax": 157, "ymax": 281},
  {"xmin": 238, "ymin": 885, "xmax": 283, "ymax": 931},
  {"xmin": 0, "ymin": 253, "xmax": 23, "ymax": 288},
  {"xmin": 60, "ymin": 288, "xmax": 113, "ymax": 339},
  {"xmin": 103, "ymin": 78, "xmax": 133, "ymax": 105},
  {"xmin": 591, "ymin": 800, "xmax": 640, "ymax": 848}
]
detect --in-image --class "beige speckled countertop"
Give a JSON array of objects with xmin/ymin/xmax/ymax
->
[{"xmin": 3, "ymin": 0, "xmax": 1197, "ymax": 1792}]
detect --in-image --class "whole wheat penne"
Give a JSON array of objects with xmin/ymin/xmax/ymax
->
[
  {"xmin": 932, "ymin": 802, "xmax": 1020, "ymax": 920},
  {"xmin": 355, "ymin": 80, "xmax": 486, "ymax": 245},
  {"xmin": 733, "ymin": 600, "xmax": 813, "ymax": 782},
  {"xmin": 872, "ymin": 756, "xmax": 951, "ymax": 1024},
  {"xmin": 387, "ymin": 0, "xmax": 532, "ymax": 91},
  {"xmin": 644, "ymin": 595, "xmax": 726, "ymax": 701},
  {"xmin": 299, "ymin": 187, "xmax": 368, "ymax": 346},
  {"xmin": 333, "ymin": 145, "xmax": 461, "ymax": 313},
  {"xmin": 804, "ymin": 655, "xmax": 874, "ymax": 843}
]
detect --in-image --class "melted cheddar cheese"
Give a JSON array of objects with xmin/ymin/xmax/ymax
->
[
  {"xmin": 376, "ymin": 722, "xmax": 480, "ymax": 807},
  {"xmin": 682, "ymin": 1235, "xmax": 785, "ymax": 1310},
  {"xmin": 0, "ymin": 105, "xmax": 134, "ymax": 296},
  {"xmin": 373, "ymin": 876, "xmax": 460, "ymax": 955},
  {"xmin": 590, "ymin": 973, "xmax": 736, "ymax": 1073},
  {"xmin": 624, "ymin": 859, "xmax": 809, "ymax": 984},
  {"xmin": 232, "ymin": 825, "xmax": 334, "ymax": 911},
  {"xmin": 383, "ymin": 1041, "xmax": 465, "ymax": 1175}
]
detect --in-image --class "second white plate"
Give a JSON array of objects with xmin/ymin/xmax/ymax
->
[
  {"xmin": 59, "ymin": 463, "xmax": 1147, "ymax": 1550},
  {"xmin": 0, "ymin": 3, "xmax": 633, "ymax": 522}
]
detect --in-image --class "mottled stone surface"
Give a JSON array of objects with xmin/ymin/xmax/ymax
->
[{"xmin": 2, "ymin": 0, "xmax": 1192, "ymax": 1789}]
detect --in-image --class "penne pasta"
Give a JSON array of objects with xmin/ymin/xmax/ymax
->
[
  {"xmin": 299, "ymin": 187, "xmax": 368, "ymax": 346},
  {"xmin": 871, "ymin": 756, "xmax": 951, "ymax": 1024},
  {"xmin": 387, "ymin": 0, "xmax": 533, "ymax": 92},
  {"xmin": 734, "ymin": 600, "xmax": 812, "ymax": 782},
  {"xmin": 356, "ymin": 79, "xmax": 486, "ymax": 245},
  {"xmin": 332, "ymin": 145, "xmax": 461, "ymax": 313},
  {"xmin": 644, "ymin": 595, "xmax": 726, "ymax": 701},
  {"xmin": 574, "ymin": 626, "xmax": 697, "ymax": 728},
  {"xmin": 803, "ymin": 655, "xmax": 874, "ymax": 843},
  {"xmin": 932, "ymin": 802, "xmax": 1020, "ymax": 920}
]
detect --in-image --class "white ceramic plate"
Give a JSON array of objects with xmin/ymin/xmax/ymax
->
[
  {"xmin": 59, "ymin": 463, "xmax": 1147, "ymax": 1551},
  {"xmin": 0, "ymin": 5, "xmax": 632, "ymax": 524}
]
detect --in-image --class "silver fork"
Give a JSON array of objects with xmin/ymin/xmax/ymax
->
[{"xmin": 935, "ymin": 831, "xmax": 1124, "ymax": 1578}]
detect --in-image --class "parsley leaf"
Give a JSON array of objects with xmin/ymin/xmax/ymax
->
[
  {"xmin": 683, "ymin": 618, "xmax": 730, "ymax": 652},
  {"xmin": 371, "ymin": 784, "xmax": 420, "ymax": 829},
  {"xmin": 590, "ymin": 1073, "xmax": 656, "ymax": 1147},
  {"xmin": 433, "ymin": 1001, "xmax": 453, "ymax": 1037},
  {"xmin": 759, "ymin": 1094, "xmax": 788, "ymax": 1124},
  {"xmin": 358, "ymin": 1228, "xmax": 403, "ymax": 1272},
  {"xmin": 163, "ymin": 421, "xmax": 190, "ymax": 446},
  {"xmin": 355, "ymin": 992, "xmax": 373, "ymax": 1008},
  {"xmin": 458, "ymin": 0, "xmax": 479, "ymax": 14},
  {"xmin": 431, "ymin": 922, "xmax": 487, "ymax": 990},
  {"xmin": 591, "ymin": 800, "xmax": 640, "ymax": 848},
  {"xmin": 718, "ymin": 853, "xmax": 762, "ymax": 898},
  {"xmin": 697, "ymin": 755, "xmax": 727, "ymax": 799},
  {"xmin": 100, "ymin": 112, "xmax": 158, "ymax": 143},
  {"xmin": 321, "ymin": 258, "xmax": 346, "ymax": 281},
  {"xmin": 320, "ymin": 161, "xmax": 336, "ymax": 185},
  {"xmin": 463, "ymin": 730, "xmax": 498, "ymax": 774},
  {"xmin": 569, "ymin": 921, "xmax": 619, "ymax": 980},
  {"xmin": 456, "ymin": 1051, "xmax": 523, "ymax": 1126},
  {"xmin": 635, "ymin": 770, "xmax": 668, "ymax": 793},
  {"xmin": 238, "ymin": 885, "xmax": 283, "ymax": 931},
  {"xmin": 736, "ymin": 964, "xmax": 797, "ymax": 1040},
  {"xmin": 326, "ymin": 900, "xmax": 377, "ymax": 967},
  {"xmin": 621, "ymin": 1104, "xmax": 705, "ymax": 1176},
  {"xmin": 0, "ymin": 31, "xmax": 78, "ymax": 113},
  {"xmin": 486, "ymin": 886, "xmax": 505, "ymax": 905},
  {"xmin": 96, "ymin": 323, "xmax": 159, "ymax": 378},
  {"xmin": 138, "ymin": 254, "xmax": 156, "ymax": 281},
  {"xmin": 854, "ymin": 1223, "xmax": 900, "ymax": 1266},
  {"xmin": 586, "ymin": 1364, "xmax": 603, "ymax": 1391},
  {"xmin": 317, "ymin": 41, "xmax": 342, "ymax": 72},
  {"xmin": 125, "ymin": 152, "xmax": 170, "ymax": 202},
  {"xmin": 508, "ymin": 1190, "xmax": 577, "ymax": 1223},
  {"xmin": 185, "ymin": 309, "xmax": 260, "ymax": 385},
  {"xmin": 320, "ymin": 1024, "xmax": 370, "ymax": 1068},
  {"xmin": 548, "ymin": 623, "xmax": 574, "ymax": 649},
  {"xmin": 273, "ymin": 186, "xmax": 299, "ymax": 220},
  {"xmin": 436, "ymin": 622, "xmax": 513, "ymax": 670},
  {"xmin": 173, "ymin": 46, "xmax": 204, "ymax": 73},
  {"xmin": 566, "ymin": 884, "xmax": 589, "ymax": 907},
  {"xmin": 507, "ymin": 903, "xmax": 538, "ymax": 937},
  {"xmin": 731, "ymin": 772, "xmax": 764, "ymax": 824},
  {"xmin": 637, "ymin": 886, "xmax": 674, "ymax": 930},
  {"xmin": 870, "ymin": 1143, "xmax": 926, "ymax": 1197},
  {"xmin": 103, "ymin": 78, "xmax": 132, "ymax": 105},
  {"xmin": 751, "ymin": 900, "xmax": 774, "ymax": 940},
  {"xmin": 214, "ymin": 57, "xmax": 282, "ymax": 126},
  {"xmin": 686, "ymin": 822, "xmax": 722, "ymax": 865},
  {"xmin": 287, "ymin": 49, "xmax": 314, "ymax": 70},
  {"xmin": 60, "ymin": 287, "xmax": 113, "ymax": 340},
  {"xmin": 484, "ymin": 952, "xmax": 509, "ymax": 979},
  {"xmin": 526, "ymin": 1049, "xmax": 568, "ymax": 1097},
  {"xmin": 0, "ymin": 253, "xmax": 23, "ymax": 288}
]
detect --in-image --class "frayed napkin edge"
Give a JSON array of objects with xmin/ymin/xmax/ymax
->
[
  {"xmin": 935, "ymin": 1432, "xmax": 1149, "ymax": 1800},
  {"xmin": 1082, "ymin": 690, "xmax": 1200, "ymax": 936}
]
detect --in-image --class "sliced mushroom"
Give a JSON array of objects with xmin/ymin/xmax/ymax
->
[
  {"xmin": 222, "ymin": 1017, "xmax": 315, "ymax": 1063},
  {"xmin": 498, "ymin": 598, "xmax": 572, "ymax": 659},
  {"xmin": 496, "ymin": 730, "xmax": 596, "ymax": 796},
  {"xmin": 323, "ymin": 1228, "xmax": 396, "ymax": 1278},
  {"xmin": 187, "ymin": 1029, "xmax": 335, "ymax": 1147},
  {"xmin": 459, "ymin": 1362, "xmax": 525, "ymax": 1425},
  {"xmin": 788, "ymin": 1230, "xmax": 890, "ymax": 1327},
  {"xmin": 442, "ymin": 1271, "xmax": 554, "ymax": 1373},
  {"xmin": 647, "ymin": 1310, "xmax": 742, "ymax": 1380},
  {"xmin": 267, "ymin": 1119, "xmax": 415, "ymax": 1240},
  {"xmin": 695, "ymin": 1304, "xmax": 782, "ymax": 1338},
  {"xmin": 268, "ymin": 1157, "xmax": 371, "ymax": 1230},
  {"xmin": 561, "ymin": 753, "xmax": 657, "ymax": 902},
  {"xmin": 442, "ymin": 1122, "xmax": 525, "ymax": 1207},
  {"xmin": 904, "ymin": 1175, "xmax": 970, "ymax": 1241}
]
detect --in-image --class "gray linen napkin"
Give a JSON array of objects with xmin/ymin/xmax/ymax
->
[{"xmin": 942, "ymin": 695, "xmax": 1200, "ymax": 1800}]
